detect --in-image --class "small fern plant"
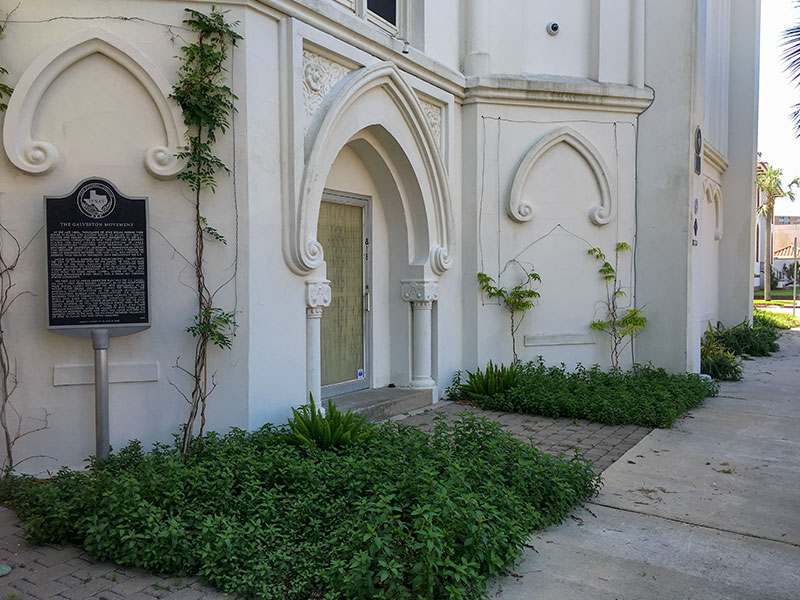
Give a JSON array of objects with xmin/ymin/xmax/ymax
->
[
  {"xmin": 589, "ymin": 242, "xmax": 646, "ymax": 371},
  {"xmin": 459, "ymin": 360, "xmax": 519, "ymax": 402},
  {"xmin": 288, "ymin": 396, "xmax": 372, "ymax": 450},
  {"xmin": 477, "ymin": 267, "xmax": 540, "ymax": 362}
]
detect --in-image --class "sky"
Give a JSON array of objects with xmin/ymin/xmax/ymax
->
[{"xmin": 759, "ymin": 0, "xmax": 800, "ymax": 216}]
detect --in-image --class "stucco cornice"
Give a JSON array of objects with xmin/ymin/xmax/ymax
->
[
  {"xmin": 247, "ymin": 0, "xmax": 467, "ymax": 97},
  {"xmin": 703, "ymin": 140, "xmax": 729, "ymax": 174},
  {"xmin": 464, "ymin": 74, "xmax": 654, "ymax": 113}
]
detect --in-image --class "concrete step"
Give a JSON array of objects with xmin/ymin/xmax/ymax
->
[{"xmin": 326, "ymin": 387, "xmax": 434, "ymax": 422}]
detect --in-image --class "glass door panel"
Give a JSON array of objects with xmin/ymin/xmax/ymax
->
[{"xmin": 318, "ymin": 199, "xmax": 368, "ymax": 393}]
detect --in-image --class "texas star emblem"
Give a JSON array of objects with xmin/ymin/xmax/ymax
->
[{"xmin": 77, "ymin": 182, "xmax": 116, "ymax": 219}]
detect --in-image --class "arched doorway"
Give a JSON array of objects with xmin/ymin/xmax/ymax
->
[{"xmin": 293, "ymin": 62, "xmax": 454, "ymax": 404}]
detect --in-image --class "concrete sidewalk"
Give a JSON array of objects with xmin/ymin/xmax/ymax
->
[{"xmin": 491, "ymin": 329, "xmax": 800, "ymax": 599}]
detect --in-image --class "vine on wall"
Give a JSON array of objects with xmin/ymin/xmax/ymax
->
[
  {"xmin": 170, "ymin": 8, "xmax": 241, "ymax": 453},
  {"xmin": 589, "ymin": 242, "xmax": 646, "ymax": 371},
  {"xmin": 477, "ymin": 263, "xmax": 541, "ymax": 362},
  {"xmin": 0, "ymin": 13, "xmax": 49, "ymax": 474}
]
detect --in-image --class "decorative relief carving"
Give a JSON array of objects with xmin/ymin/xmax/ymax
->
[
  {"xmin": 302, "ymin": 50, "xmax": 353, "ymax": 133},
  {"xmin": 401, "ymin": 280, "xmax": 439, "ymax": 307},
  {"xmin": 3, "ymin": 27, "xmax": 184, "ymax": 179},
  {"xmin": 305, "ymin": 279, "xmax": 332, "ymax": 310},
  {"xmin": 419, "ymin": 98, "xmax": 442, "ymax": 148},
  {"xmin": 508, "ymin": 127, "xmax": 613, "ymax": 227}
]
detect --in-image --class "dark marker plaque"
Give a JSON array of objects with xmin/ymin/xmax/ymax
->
[{"xmin": 46, "ymin": 177, "xmax": 150, "ymax": 337}]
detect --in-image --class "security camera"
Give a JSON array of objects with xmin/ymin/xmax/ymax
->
[{"xmin": 546, "ymin": 22, "xmax": 560, "ymax": 36}]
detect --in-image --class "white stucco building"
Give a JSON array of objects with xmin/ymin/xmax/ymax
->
[{"xmin": 0, "ymin": 0, "xmax": 759, "ymax": 471}]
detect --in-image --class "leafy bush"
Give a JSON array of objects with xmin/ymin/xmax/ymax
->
[
  {"xmin": 705, "ymin": 320, "xmax": 779, "ymax": 357},
  {"xmin": 700, "ymin": 335, "xmax": 742, "ymax": 381},
  {"xmin": 753, "ymin": 308, "xmax": 800, "ymax": 330},
  {"xmin": 479, "ymin": 360, "xmax": 717, "ymax": 428},
  {"xmin": 288, "ymin": 397, "xmax": 371, "ymax": 450},
  {"xmin": 11, "ymin": 416, "xmax": 600, "ymax": 600},
  {"xmin": 457, "ymin": 360, "xmax": 519, "ymax": 402}
]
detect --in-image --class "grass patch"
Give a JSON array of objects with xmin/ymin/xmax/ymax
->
[
  {"xmin": 10, "ymin": 415, "xmax": 599, "ymax": 600},
  {"xmin": 454, "ymin": 361, "xmax": 717, "ymax": 428},
  {"xmin": 754, "ymin": 287, "xmax": 800, "ymax": 299},
  {"xmin": 753, "ymin": 309, "xmax": 800, "ymax": 330}
]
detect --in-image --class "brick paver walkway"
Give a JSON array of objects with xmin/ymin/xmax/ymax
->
[
  {"xmin": 0, "ymin": 402, "xmax": 651, "ymax": 599},
  {"xmin": 392, "ymin": 400, "xmax": 651, "ymax": 472}
]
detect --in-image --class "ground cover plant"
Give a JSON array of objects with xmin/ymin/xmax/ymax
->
[
  {"xmin": 703, "ymin": 320, "xmax": 779, "ymax": 357},
  {"xmin": 9, "ymin": 414, "xmax": 599, "ymax": 600},
  {"xmin": 451, "ymin": 360, "xmax": 717, "ymax": 429},
  {"xmin": 753, "ymin": 308, "xmax": 800, "ymax": 330}
]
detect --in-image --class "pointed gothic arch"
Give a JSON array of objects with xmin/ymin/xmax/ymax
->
[
  {"xmin": 285, "ymin": 61, "xmax": 454, "ymax": 275},
  {"xmin": 3, "ymin": 27, "xmax": 184, "ymax": 179},
  {"xmin": 703, "ymin": 178, "xmax": 723, "ymax": 241},
  {"xmin": 507, "ymin": 126, "xmax": 614, "ymax": 226}
]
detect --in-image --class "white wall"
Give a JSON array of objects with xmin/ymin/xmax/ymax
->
[
  {"xmin": 0, "ymin": 1, "xmax": 251, "ymax": 472},
  {"xmin": 636, "ymin": 0, "xmax": 695, "ymax": 372},
  {"xmin": 464, "ymin": 103, "xmax": 639, "ymax": 371},
  {"xmin": 0, "ymin": 0, "xmax": 759, "ymax": 471},
  {"xmin": 423, "ymin": 0, "xmax": 462, "ymax": 72},
  {"xmin": 488, "ymin": 0, "xmax": 593, "ymax": 78}
]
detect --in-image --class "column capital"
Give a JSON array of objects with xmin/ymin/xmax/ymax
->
[
  {"xmin": 401, "ymin": 280, "xmax": 439, "ymax": 305},
  {"xmin": 305, "ymin": 279, "xmax": 332, "ymax": 309}
]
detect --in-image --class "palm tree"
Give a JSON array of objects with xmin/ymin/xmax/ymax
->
[
  {"xmin": 756, "ymin": 164, "xmax": 798, "ymax": 300},
  {"xmin": 784, "ymin": 5, "xmax": 800, "ymax": 131}
]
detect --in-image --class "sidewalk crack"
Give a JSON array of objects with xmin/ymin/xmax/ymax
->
[{"xmin": 586, "ymin": 501, "xmax": 800, "ymax": 548}]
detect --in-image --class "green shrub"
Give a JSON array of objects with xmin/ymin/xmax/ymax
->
[
  {"xmin": 458, "ymin": 360, "xmax": 519, "ymax": 402},
  {"xmin": 753, "ymin": 308, "xmax": 800, "ymax": 330},
  {"xmin": 288, "ymin": 397, "xmax": 371, "ymax": 450},
  {"xmin": 480, "ymin": 360, "xmax": 717, "ymax": 428},
  {"xmin": 700, "ymin": 335, "xmax": 742, "ymax": 381},
  {"xmin": 706, "ymin": 320, "xmax": 779, "ymax": 357},
  {"xmin": 11, "ymin": 416, "xmax": 600, "ymax": 600}
]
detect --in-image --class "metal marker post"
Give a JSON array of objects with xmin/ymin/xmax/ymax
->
[
  {"xmin": 92, "ymin": 329, "xmax": 110, "ymax": 460},
  {"xmin": 46, "ymin": 179, "xmax": 151, "ymax": 461},
  {"xmin": 794, "ymin": 237, "xmax": 798, "ymax": 317}
]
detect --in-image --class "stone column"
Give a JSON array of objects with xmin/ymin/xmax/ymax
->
[
  {"xmin": 305, "ymin": 280, "xmax": 331, "ymax": 407},
  {"xmin": 629, "ymin": 0, "xmax": 646, "ymax": 88},
  {"xmin": 401, "ymin": 280, "xmax": 438, "ymax": 388},
  {"xmin": 464, "ymin": 0, "xmax": 490, "ymax": 77}
]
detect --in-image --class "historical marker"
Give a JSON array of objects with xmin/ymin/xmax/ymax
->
[
  {"xmin": 46, "ymin": 177, "xmax": 150, "ymax": 337},
  {"xmin": 45, "ymin": 177, "xmax": 151, "ymax": 460}
]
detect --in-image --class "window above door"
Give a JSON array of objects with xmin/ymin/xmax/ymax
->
[{"xmin": 330, "ymin": 0, "xmax": 413, "ymax": 39}]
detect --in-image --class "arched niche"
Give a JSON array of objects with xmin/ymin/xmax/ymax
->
[
  {"xmin": 285, "ymin": 61, "xmax": 454, "ymax": 276},
  {"xmin": 508, "ymin": 126, "xmax": 614, "ymax": 226},
  {"xmin": 703, "ymin": 179, "xmax": 723, "ymax": 241},
  {"xmin": 3, "ymin": 27, "xmax": 184, "ymax": 179}
]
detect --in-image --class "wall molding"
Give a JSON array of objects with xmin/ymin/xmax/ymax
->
[
  {"xmin": 703, "ymin": 140, "xmax": 729, "ymax": 174},
  {"xmin": 53, "ymin": 362, "xmax": 159, "ymax": 386},
  {"xmin": 3, "ymin": 27, "xmax": 184, "ymax": 179},
  {"xmin": 465, "ymin": 74, "xmax": 654, "ymax": 113},
  {"xmin": 508, "ymin": 126, "xmax": 614, "ymax": 226}
]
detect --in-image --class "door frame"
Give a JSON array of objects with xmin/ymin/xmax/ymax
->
[{"xmin": 320, "ymin": 189, "xmax": 372, "ymax": 397}]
